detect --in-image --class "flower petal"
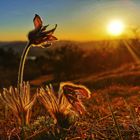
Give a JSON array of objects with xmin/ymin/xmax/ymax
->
[
  {"xmin": 46, "ymin": 35, "xmax": 58, "ymax": 41},
  {"xmin": 42, "ymin": 43, "xmax": 52, "ymax": 48},
  {"xmin": 41, "ymin": 25, "xmax": 49, "ymax": 32},
  {"xmin": 40, "ymin": 35, "xmax": 57, "ymax": 43},
  {"xmin": 73, "ymin": 101, "xmax": 86, "ymax": 114},
  {"xmin": 45, "ymin": 24, "xmax": 57, "ymax": 35},
  {"xmin": 33, "ymin": 14, "xmax": 43, "ymax": 29},
  {"xmin": 62, "ymin": 82, "xmax": 91, "ymax": 99}
]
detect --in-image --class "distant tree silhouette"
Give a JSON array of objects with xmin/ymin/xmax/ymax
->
[
  {"xmin": 0, "ymin": 48, "xmax": 19, "ymax": 87},
  {"xmin": 45, "ymin": 44, "xmax": 85, "ymax": 81},
  {"xmin": 0, "ymin": 39, "xmax": 138, "ymax": 88}
]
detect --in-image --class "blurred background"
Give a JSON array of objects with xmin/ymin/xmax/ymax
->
[{"xmin": 0, "ymin": 0, "xmax": 140, "ymax": 89}]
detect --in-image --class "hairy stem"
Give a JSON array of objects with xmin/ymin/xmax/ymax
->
[
  {"xmin": 17, "ymin": 41, "xmax": 32, "ymax": 140},
  {"xmin": 18, "ymin": 42, "xmax": 32, "ymax": 92}
]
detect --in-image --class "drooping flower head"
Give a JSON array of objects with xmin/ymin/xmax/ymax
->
[
  {"xmin": 60, "ymin": 82, "xmax": 91, "ymax": 114},
  {"xmin": 37, "ymin": 83, "xmax": 91, "ymax": 128},
  {"xmin": 28, "ymin": 14, "xmax": 57, "ymax": 48}
]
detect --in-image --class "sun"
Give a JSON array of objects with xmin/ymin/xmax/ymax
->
[{"xmin": 107, "ymin": 20, "xmax": 124, "ymax": 36}]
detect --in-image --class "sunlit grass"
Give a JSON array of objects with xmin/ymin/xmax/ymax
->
[{"xmin": 0, "ymin": 82, "xmax": 36, "ymax": 126}]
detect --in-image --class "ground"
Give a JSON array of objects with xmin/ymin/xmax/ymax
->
[{"xmin": 1, "ymin": 63, "xmax": 140, "ymax": 139}]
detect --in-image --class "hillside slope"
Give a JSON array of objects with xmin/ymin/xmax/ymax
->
[{"xmin": 30, "ymin": 63, "xmax": 140, "ymax": 89}]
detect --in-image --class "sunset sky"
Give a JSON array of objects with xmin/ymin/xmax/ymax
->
[{"xmin": 0, "ymin": 0, "xmax": 140, "ymax": 41}]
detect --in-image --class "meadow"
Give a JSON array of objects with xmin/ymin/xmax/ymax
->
[{"xmin": 0, "ymin": 38, "xmax": 140, "ymax": 139}]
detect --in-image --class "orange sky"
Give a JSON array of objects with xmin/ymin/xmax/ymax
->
[{"xmin": 0, "ymin": 0, "xmax": 140, "ymax": 41}]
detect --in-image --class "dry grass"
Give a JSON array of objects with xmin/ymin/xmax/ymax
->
[
  {"xmin": 73, "ymin": 63, "xmax": 140, "ymax": 89},
  {"xmin": 1, "ymin": 84, "xmax": 140, "ymax": 139}
]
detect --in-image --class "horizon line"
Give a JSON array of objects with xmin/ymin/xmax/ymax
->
[{"xmin": 0, "ymin": 37, "xmax": 137, "ymax": 43}]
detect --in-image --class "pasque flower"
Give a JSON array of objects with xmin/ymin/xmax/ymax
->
[
  {"xmin": 18, "ymin": 14, "xmax": 57, "ymax": 89},
  {"xmin": 28, "ymin": 14, "xmax": 57, "ymax": 48}
]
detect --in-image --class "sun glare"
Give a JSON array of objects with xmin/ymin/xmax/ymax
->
[{"xmin": 107, "ymin": 20, "xmax": 124, "ymax": 36}]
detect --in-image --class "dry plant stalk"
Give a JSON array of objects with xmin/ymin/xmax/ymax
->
[
  {"xmin": 0, "ymin": 82, "xmax": 36, "ymax": 126},
  {"xmin": 37, "ymin": 84, "xmax": 73, "ymax": 128},
  {"xmin": 37, "ymin": 82, "xmax": 91, "ymax": 128}
]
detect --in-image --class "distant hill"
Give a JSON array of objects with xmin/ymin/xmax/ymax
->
[
  {"xmin": 74, "ymin": 63, "xmax": 140, "ymax": 89},
  {"xmin": 0, "ymin": 41, "xmax": 26, "ymax": 52},
  {"xmin": 0, "ymin": 41, "xmax": 45, "ymax": 56},
  {"xmin": 0, "ymin": 39, "xmax": 139, "ymax": 56},
  {"xmin": 30, "ymin": 63, "xmax": 140, "ymax": 89},
  {"xmin": 0, "ymin": 40, "xmax": 81, "ymax": 56}
]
